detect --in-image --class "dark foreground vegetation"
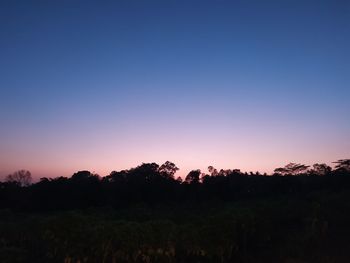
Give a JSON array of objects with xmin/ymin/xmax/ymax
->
[{"xmin": 1, "ymin": 159, "xmax": 350, "ymax": 263}]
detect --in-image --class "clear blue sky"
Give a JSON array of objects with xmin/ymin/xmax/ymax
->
[{"xmin": 0, "ymin": 0, "xmax": 349, "ymax": 179}]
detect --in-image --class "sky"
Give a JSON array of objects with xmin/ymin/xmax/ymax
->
[{"xmin": 0, "ymin": 0, "xmax": 349, "ymax": 180}]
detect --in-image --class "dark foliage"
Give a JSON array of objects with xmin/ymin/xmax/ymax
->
[
  {"xmin": 1, "ymin": 160, "xmax": 350, "ymax": 211},
  {"xmin": 1, "ymin": 159, "xmax": 350, "ymax": 262}
]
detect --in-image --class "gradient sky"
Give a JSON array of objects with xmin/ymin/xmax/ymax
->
[{"xmin": 1, "ymin": 0, "xmax": 349, "ymax": 179}]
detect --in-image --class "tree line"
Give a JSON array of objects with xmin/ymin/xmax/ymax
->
[{"xmin": 1, "ymin": 159, "xmax": 350, "ymax": 211}]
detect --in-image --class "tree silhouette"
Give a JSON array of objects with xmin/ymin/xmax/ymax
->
[
  {"xmin": 130, "ymin": 163, "xmax": 160, "ymax": 182},
  {"xmin": 333, "ymin": 159, "xmax": 350, "ymax": 173},
  {"xmin": 208, "ymin": 166, "xmax": 218, "ymax": 176},
  {"xmin": 310, "ymin": 163, "xmax": 332, "ymax": 176},
  {"xmin": 185, "ymin": 169, "xmax": 201, "ymax": 184},
  {"xmin": 71, "ymin": 170, "xmax": 100, "ymax": 182},
  {"xmin": 5, "ymin": 170, "xmax": 32, "ymax": 187},
  {"xmin": 274, "ymin": 163, "xmax": 310, "ymax": 176},
  {"xmin": 158, "ymin": 161, "xmax": 179, "ymax": 179},
  {"xmin": 105, "ymin": 170, "xmax": 128, "ymax": 183}
]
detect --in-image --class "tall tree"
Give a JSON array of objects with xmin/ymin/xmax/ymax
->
[
  {"xmin": 5, "ymin": 170, "xmax": 32, "ymax": 187},
  {"xmin": 158, "ymin": 161, "xmax": 179, "ymax": 179}
]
